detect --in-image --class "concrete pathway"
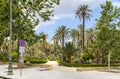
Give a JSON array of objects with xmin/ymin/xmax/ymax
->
[
  {"xmin": 45, "ymin": 61, "xmax": 76, "ymax": 71},
  {"xmin": 0, "ymin": 61, "xmax": 120, "ymax": 79}
]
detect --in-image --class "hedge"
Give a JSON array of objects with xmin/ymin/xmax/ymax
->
[
  {"xmin": 60, "ymin": 62, "xmax": 120, "ymax": 67},
  {"xmin": 24, "ymin": 59, "xmax": 47, "ymax": 64},
  {"xmin": 29, "ymin": 60, "xmax": 47, "ymax": 64}
]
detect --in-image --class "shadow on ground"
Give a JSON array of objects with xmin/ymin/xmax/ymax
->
[{"xmin": 0, "ymin": 76, "xmax": 11, "ymax": 79}]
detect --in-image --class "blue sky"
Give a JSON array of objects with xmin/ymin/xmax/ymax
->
[{"xmin": 34, "ymin": 0, "xmax": 120, "ymax": 42}]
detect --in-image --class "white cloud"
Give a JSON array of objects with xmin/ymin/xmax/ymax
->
[
  {"xmin": 53, "ymin": 0, "xmax": 105, "ymax": 19},
  {"xmin": 113, "ymin": 2, "xmax": 120, "ymax": 7},
  {"xmin": 35, "ymin": 0, "xmax": 105, "ymax": 30},
  {"xmin": 34, "ymin": 20, "xmax": 56, "ymax": 30}
]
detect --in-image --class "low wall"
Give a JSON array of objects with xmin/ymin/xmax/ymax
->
[{"xmin": 76, "ymin": 66, "xmax": 120, "ymax": 71}]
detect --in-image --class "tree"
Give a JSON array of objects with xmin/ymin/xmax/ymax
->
[
  {"xmin": 0, "ymin": 0, "xmax": 60, "ymax": 63},
  {"xmin": 55, "ymin": 25, "xmax": 69, "ymax": 61},
  {"xmin": 75, "ymin": 5, "xmax": 92, "ymax": 51},
  {"xmin": 70, "ymin": 29, "xmax": 78, "ymax": 46},
  {"xmin": 85, "ymin": 28, "xmax": 94, "ymax": 48},
  {"xmin": 40, "ymin": 32, "xmax": 48, "ymax": 51},
  {"xmin": 82, "ymin": 52, "xmax": 94, "ymax": 64},
  {"xmin": 63, "ymin": 42, "xmax": 78, "ymax": 62},
  {"xmin": 52, "ymin": 34, "xmax": 59, "ymax": 53},
  {"xmin": 55, "ymin": 25, "xmax": 70, "ymax": 48},
  {"xmin": 0, "ymin": 0, "xmax": 60, "ymax": 45},
  {"xmin": 95, "ymin": 1, "xmax": 120, "ymax": 64},
  {"xmin": 77, "ymin": 25, "xmax": 83, "ymax": 49}
]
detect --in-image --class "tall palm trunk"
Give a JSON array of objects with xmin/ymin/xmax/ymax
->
[
  {"xmin": 62, "ymin": 35, "xmax": 66, "ymax": 61},
  {"xmin": 62, "ymin": 35, "xmax": 64, "ymax": 48},
  {"xmin": 82, "ymin": 15, "xmax": 85, "ymax": 51}
]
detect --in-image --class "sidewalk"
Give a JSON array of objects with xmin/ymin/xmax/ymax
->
[{"xmin": 0, "ymin": 62, "xmax": 120, "ymax": 79}]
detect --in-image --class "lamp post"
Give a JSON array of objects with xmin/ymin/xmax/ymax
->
[{"xmin": 7, "ymin": 0, "xmax": 13, "ymax": 75}]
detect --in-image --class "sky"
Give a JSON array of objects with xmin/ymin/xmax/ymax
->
[{"xmin": 34, "ymin": 0, "xmax": 120, "ymax": 43}]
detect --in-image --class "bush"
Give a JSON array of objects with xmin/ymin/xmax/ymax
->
[
  {"xmin": 24, "ymin": 57, "xmax": 47, "ymax": 64},
  {"xmin": 48, "ymin": 54, "xmax": 55, "ymax": 61},
  {"xmin": 82, "ymin": 53, "xmax": 94, "ymax": 64},
  {"xmin": 60, "ymin": 61, "xmax": 120, "ymax": 67},
  {"xmin": 29, "ymin": 60, "xmax": 47, "ymax": 64},
  {"xmin": 12, "ymin": 51, "xmax": 17, "ymax": 62},
  {"xmin": 0, "ymin": 52, "xmax": 8, "ymax": 62},
  {"xmin": 71, "ymin": 58, "xmax": 84, "ymax": 64}
]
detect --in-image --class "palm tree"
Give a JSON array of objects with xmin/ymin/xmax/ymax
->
[
  {"xmin": 70, "ymin": 29, "xmax": 78, "ymax": 46},
  {"xmin": 75, "ymin": 5, "xmax": 92, "ymax": 51},
  {"xmin": 55, "ymin": 25, "xmax": 69, "ymax": 48},
  {"xmin": 86, "ymin": 28, "xmax": 94, "ymax": 48},
  {"xmin": 52, "ymin": 34, "xmax": 59, "ymax": 53},
  {"xmin": 55, "ymin": 25, "xmax": 69, "ymax": 61},
  {"xmin": 77, "ymin": 25, "xmax": 83, "ymax": 49},
  {"xmin": 63, "ymin": 42, "xmax": 78, "ymax": 62},
  {"xmin": 39, "ymin": 32, "xmax": 48, "ymax": 51}
]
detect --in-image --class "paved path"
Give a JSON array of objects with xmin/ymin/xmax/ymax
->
[
  {"xmin": 45, "ymin": 61, "xmax": 76, "ymax": 71},
  {"xmin": 0, "ymin": 61, "xmax": 120, "ymax": 79}
]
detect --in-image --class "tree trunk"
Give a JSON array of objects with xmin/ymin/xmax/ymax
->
[
  {"xmin": 62, "ymin": 35, "xmax": 64, "ymax": 48},
  {"xmin": 102, "ymin": 51, "xmax": 105, "ymax": 64},
  {"xmin": 62, "ymin": 35, "xmax": 65, "ymax": 61},
  {"xmin": 67, "ymin": 55, "xmax": 71, "ymax": 63},
  {"xmin": 82, "ymin": 15, "xmax": 85, "ymax": 52},
  {"xmin": 96, "ymin": 50, "xmax": 100, "ymax": 64},
  {"xmin": 108, "ymin": 51, "xmax": 111, "ymax": 70}
]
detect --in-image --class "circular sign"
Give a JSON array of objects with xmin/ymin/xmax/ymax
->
[{"xmin": 19, "ymin": 39, "xmax": 25, "ymax": 46}]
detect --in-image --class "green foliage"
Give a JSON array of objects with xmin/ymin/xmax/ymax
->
[
  {"xmin": 71, "ymin": 58, "xmax": 84, "ymax": 64},
  {"xmin": 29, "ymin": 60, "xmax": 47, "ymax": 64},
  {"xmin": 55, "ymin": 25, "xmax": 70, "ymax": 47},
  {"xmin": 95, "ymin": 1, "xmax": 120, "ymax": 64},
  {"xmin": 24, "ymin": 57, "xmax": 47, "ymax": 64},
  {"xmin": 12, "ymin": 51, "xmax": 17, "ymax": 62},
  {"xmin": 0, "ymin": 0, "xmax": 60, "ymax": 45},
  {"xmin": 76, "ymin": 5, "xmax": 92, "ymax": 50},
  {"xmin": 0, "ymin": 52, "xmax": 8, "ymax": 62},
  {"xmin": 63, "ymin": 42, "xmax": 78, "ymax": 62},
  {"xmin": 47, "ymin": 54, "xmax": 56, "ymax": 61},
  {"xmin": 82, "ymin": 53, "xmax": 94, "ymax": 61},
  {"xmin": 60, "ymin": 61, "xmax": 120, "ymax": 67}
]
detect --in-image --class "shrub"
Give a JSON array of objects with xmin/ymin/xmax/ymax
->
[
  {"xmin": 24, "ymin": 57, "xmax": 47, "ymax": 64},
  {"xmin": 82, "ymin": 53, "xmax": 94, "ymax": 63},
  {"xmin": 60, "ymin": 61, "xmax": 120, "ymax": 67},
  {"xmin": 0, "ymin": 52, "xmax": 8, "ymax": 62},
  {"xmin": 71, "ymin": 58, "xmax": 84, "ymax": 64},
  {"xmin": 29, "ymin": 60, "xmax": 47, "ymax": 64},
  {"xmin": 12, "ymin": 51, "xmax": 17, "ymax": 62}
]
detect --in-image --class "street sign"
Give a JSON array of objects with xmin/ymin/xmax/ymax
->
[
  {"xmin": 19, "ymin": 39, "xmax": 25, "ymax": 46},
  {"xmin": 19, "ymin": 46, "xmax": 25, "ymax": 53},
  {"xmin": 18, "ymin": 39, "xmax": 25, "ymax": 77}
]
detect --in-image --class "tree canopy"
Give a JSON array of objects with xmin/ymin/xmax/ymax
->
[{"xmin": 0, "ymin": 0, "xmax": 59, "ymax": 44}]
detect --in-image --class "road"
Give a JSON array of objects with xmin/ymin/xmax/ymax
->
[{"xmin": 0, "ymin": 61, "xmax": 120, "ymax": 79}]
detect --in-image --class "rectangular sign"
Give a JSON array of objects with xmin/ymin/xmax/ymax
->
[{"xmin": 19, "ymin": 46, "xmax": 25, "ymax": 53}]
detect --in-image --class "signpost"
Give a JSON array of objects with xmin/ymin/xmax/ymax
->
[{"xmin": 19, "ymin": 39, "xmax": 25, "ymax": 77}]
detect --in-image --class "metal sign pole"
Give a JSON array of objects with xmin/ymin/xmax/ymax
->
[
  {"xmin": 19, "ymin": 39, "xmax": 25, "ymax": 77},
  {"xmin": 20, "ymin": 53, "xmax": 23, "ymax": 77}
]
